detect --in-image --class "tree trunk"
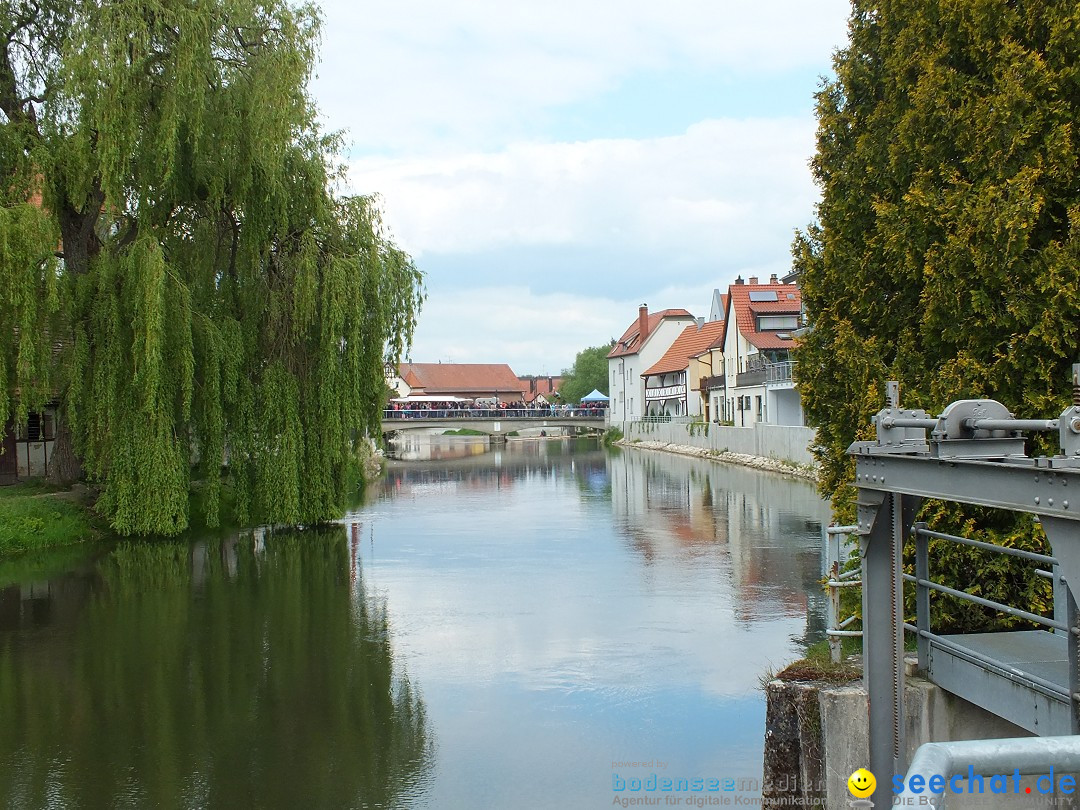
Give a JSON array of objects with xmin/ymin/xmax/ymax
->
[{"xmin": 48, "ymin": 416, "xmax": 82, "ymax": 485}]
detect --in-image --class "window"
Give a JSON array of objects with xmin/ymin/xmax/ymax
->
[
  {"xmin": 748, "ymin": 290, "xmax": 779, "ymax": 302},
  {"xmin": 757, "ymin": 315, "xmax": 799, "ymax": 330}
]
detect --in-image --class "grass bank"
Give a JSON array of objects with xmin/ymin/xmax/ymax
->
[
  {"xmin": 772, "ymin": 638, "xmax": 862, "ymax": 685},
  {"xmin": 0, "ymin": 481, "xmax": 99, "ymax": 556}
]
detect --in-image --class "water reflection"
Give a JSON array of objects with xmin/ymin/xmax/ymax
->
[
  {"xmin": 0, "ymin": 527, "xmax": 432, "ymax": 810},
  {"xmin": 352, "ymin": 438, "xmax": 830, "ymax": 808},
  {"xmin": 609, "ymin": 449, "xmax": 829, "ymax": 640}
]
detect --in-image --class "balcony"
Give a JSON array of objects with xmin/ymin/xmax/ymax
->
[
  {"xmin": 765, "ymin": 360, "xmax": 796, "ymax": 387},
  {"xmin": 700, "ymin": 375, "xmax": 725, "ymax": 392},
  {"xmin": 735, "ymin": 354, "xmax": 766, "ymax": 388}
]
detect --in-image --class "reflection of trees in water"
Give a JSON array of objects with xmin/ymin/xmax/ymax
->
[{"xmin": 0, "ymin": 527, "xmax": 432, "ymax": 809}]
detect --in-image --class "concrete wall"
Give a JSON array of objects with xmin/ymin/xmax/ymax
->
[
  {"xmin": 765, "ymin": 674, "xmax": 1065, "ymax": 809},
  {"xmin": 614, "ymin": 420, "xmax": 816, "ymax": 467}
]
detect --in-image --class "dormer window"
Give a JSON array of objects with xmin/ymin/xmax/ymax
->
[{"xmin": 757, "ymin": 315, "xmax": 799, "ymax": 331}]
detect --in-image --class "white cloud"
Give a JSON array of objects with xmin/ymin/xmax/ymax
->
[
  {"xmin": 407, "ymin": 287, "xmax": 631, "ymax": 375},
  {"xmin": 349, "ymin": 117, "xmax": 818, "ymax": 264},
  {"xmin": 312, "ymin": 0, "xmax": 849, "ymax": 151}
]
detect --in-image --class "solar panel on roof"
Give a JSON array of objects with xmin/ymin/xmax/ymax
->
[{"xmin": 748, "ymin": 291, "xmax": 778, "ymax": 302}]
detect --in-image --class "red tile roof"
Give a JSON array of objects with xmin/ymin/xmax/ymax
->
[
  {"xmin": 397, "ymin": 363, "xmax": 523, "ymax": 394},
  {"xmin": 642, "ymin": 321, "xmax": 727, "ymax": 376},
  {"xmin": 518, "ymin": 376, "xmax": 562, "ymax": 402},
  {"xmin": 608, "ymin": 309, "xmax": 694, "ymax": 359},
  {"xmin": 727, "ymin": 283, "xmax": 801, "ymax": 352}
]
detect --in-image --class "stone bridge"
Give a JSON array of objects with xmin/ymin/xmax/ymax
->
[{"xmin": 381, "ymin": 409, "xmax": 608, "ymax": 437}]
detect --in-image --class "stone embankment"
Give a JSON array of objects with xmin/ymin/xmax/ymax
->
[{"xmin": 616, "ymin": 439, "xmax": 817, "ymax": 482}]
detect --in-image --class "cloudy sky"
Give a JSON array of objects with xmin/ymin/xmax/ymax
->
[{"xmin": 310, "ymin": 1, "xmax": 853, "ymax": 375}]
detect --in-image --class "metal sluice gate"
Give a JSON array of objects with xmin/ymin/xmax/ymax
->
[{"xmin": 849, "ymin": 370, "xmax": 1080, "ymax": 798}]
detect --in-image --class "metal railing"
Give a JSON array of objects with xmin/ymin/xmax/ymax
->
[
  {"xmin": 905, "ymin": 736, "xmax": 1080, "ymax": 810},
  {"xmin": 832, "ymin": 521, "xmax": 1071, "ymax": 679},
  {"xmin": 638, "ymin": 414, "xmax": 694, "ymax": 424},
  {"xmin": 765, "ymin": 360, "xmax": 795, "ymax": 384},
  {"xmin": 823, "ymin": 525, "xmax": 861, "ymax": 663},
  {"xmin": 902, "ymin": 523, "xmax": 1074, "ymax": 703},
  {"xmin": 382, "ymin": 407, "xmax": 608, "ymax": 420}
]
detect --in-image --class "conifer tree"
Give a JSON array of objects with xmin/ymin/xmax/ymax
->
[
  {"xmin": 796, "ymin": 0, "xmax": 1080, "ymax": 502},
  {"xmin": 0, "ymin": 0, "xmax": 423, "ymax": 534},
  {"xmin": 795, "ymin": 0, "xmax": 1080, "ymax": 629}
]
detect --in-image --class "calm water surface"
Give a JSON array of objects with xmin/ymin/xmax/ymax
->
[{"xmin": 0, "ymin": 438, "xmax": 830, "ymax": 809}]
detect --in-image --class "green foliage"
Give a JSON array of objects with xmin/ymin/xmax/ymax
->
[
  {"xmin": 796, "ymin": 0, "xmax": 1080, "ymax": 630},
  {"xmin": 0, "ymin": 0, "xmax": 423, "ymax": 535},
  {"xmin": 0, "ymin": 491, "xmax": 96, "ymax": 554},
  {"xmin": 602, "ymin": 426, "xmax": 624, "ymax": 446},
  {"xmin": 558, "ymin": 341, "xmax": 615, "ymax": 404}
]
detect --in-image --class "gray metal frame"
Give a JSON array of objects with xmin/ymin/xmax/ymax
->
[
  {"xmin": 905, "ymin": 735, "xmax": 1080, "ymax": 810},
  {"xmin": 848, "ymin": 377, "xmax": 1080, "ymax": 800}
]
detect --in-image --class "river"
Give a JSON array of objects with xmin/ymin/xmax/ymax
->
[{"xmin": 0, "ymin": 437, "xmax": 830, "ymax": 809}]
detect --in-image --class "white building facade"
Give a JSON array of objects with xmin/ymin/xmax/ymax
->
[
  {"xmin": 719, "ymin": 276, "xmax": 804, "ymax": 428},
  {"xmin": 607, "ymin": 306, "xmax": 696, "ymax": 423}
]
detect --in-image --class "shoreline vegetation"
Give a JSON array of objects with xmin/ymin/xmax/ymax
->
[
  {"xmin": 0, "ymin": 440, "xmax": 388, "ymax": 559},
  {"xmin": 0, "ymin": 482, "xmax": 100, "ymax": 557}
]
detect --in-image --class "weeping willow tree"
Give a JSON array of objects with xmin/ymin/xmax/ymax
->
[{"xmin": 0, "ymin": 0, "xmax": 423, "ymax": 534}]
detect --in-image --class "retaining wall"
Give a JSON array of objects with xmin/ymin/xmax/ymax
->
[
  {"xmin": 764, "ymin": 673, "xmax": 1055, "ymax": 809},
  {"xmin": 613, "ymin": 421, "xmax": 817, "ymax": 468}
]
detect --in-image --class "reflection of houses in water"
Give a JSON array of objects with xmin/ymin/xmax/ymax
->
[
  {"xmin": 608, "ymin": 449, "xmax": 830, "ymax": 639},
  {"xmin": 388, "ymin": 434, "xmax": 491, "ymax": 462}
]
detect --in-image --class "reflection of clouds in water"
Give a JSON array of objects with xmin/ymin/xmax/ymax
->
[
  {"xmin": 350, "ymin": 439, "xmax": 828, "ymax": 702},
  {"xmin": 341, "ymin": 439, "xmax": 832, "ymax": 806}
]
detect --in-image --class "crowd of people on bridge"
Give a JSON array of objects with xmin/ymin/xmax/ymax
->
[{"xmin": 383, "ymin": 401, "xmax": 608, "ymax": 419}]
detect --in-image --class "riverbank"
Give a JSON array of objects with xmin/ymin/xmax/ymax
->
[
  {"xmin": 0, "ymin": 440, "xmax": 388, "ymax": 558},
  {"xmin": 0, "ymin": 482, "xmax": 99, "ymax": 556},
  {"xmin": 616, "ymin": 438, "xmax": 817, "ymax": 482}
]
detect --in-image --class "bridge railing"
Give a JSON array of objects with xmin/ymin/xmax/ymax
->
[{"xmin": 382, "ymin": 407, "xmax": 609, "ymax": 420}]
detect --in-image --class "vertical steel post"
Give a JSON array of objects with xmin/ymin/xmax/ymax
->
[
  {"xmin": 1054, "ymin": 563, "xmax": 1066, "ymax": 636},
  {"xmin": 1069, "ymin": 588, "xmax": 1080, "ymax": 735},
  {"xmin": 863, "ymin": 492, "xmax": 919, "ymax": 800},
  {"xmin": 914, "ymin": 522, "xmax": 930, "ymax": 671},
  {"xmin": 861, "ymin": 495, "xmax": 898, "ymax": 793}
]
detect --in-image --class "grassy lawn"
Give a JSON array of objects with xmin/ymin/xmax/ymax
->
[{"xmin": 0, "ymin": 481, "xmax": 98, "ymax": 556}]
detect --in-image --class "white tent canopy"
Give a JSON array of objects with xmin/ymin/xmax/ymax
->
[{"xmin": 581, "ymin": 389, "xmax": 610, "ymax": 402}]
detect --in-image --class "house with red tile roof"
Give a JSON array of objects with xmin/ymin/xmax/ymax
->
[
  {"xmin": 640, "ymin": 319, "xmax": 726, "ymax": 419},
  {"xmin": 718, "ymin": 275, "xmax": 803, "ymax": 426},
  {"xmin": 607, "ymin": 305, "xmax": 696, "ymax": 422},
  {"xmin": 517, "ymin": 375, "xmax": 562, "ymax": 404},
  {"xmin": 394, "ymin": 362, "xmax": 525, "ymax": 403}
]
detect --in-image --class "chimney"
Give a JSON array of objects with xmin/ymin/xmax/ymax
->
[
  {"xmin": 734, "ymin": 275, "xmax": 744, "ymax": 285},
  {"xmin": 770, "ymin": 273, "xmax": 778, "ymax": 284},
  {"xmin": 696, "ymin": 317, "xmax": 705, "ymax": 330},
  {"xmin": 639, "ymin": 304, "xmax": 649, "ymax": 341},
  {"xmin": 749, "ymin": 276, "xmax": 759, "ymax": 285}
]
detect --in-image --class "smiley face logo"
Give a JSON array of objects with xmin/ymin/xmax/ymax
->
[{"xmin": 847, "ymin": 768, "xmax": 876, "ymax": 798}]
